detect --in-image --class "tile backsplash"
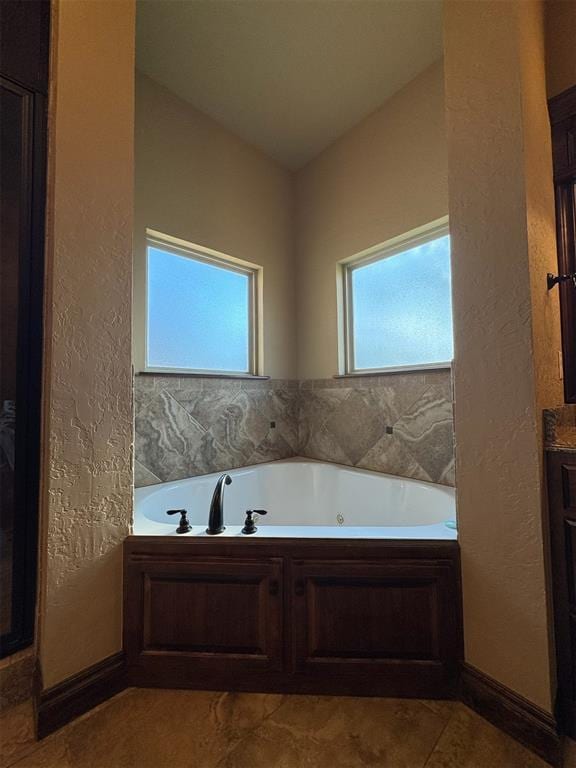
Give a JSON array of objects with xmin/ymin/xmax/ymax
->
[
  {"xmin": 134, "ymin": 370, "xmax": 454, "ymax": 488},
  {"xmin": 543, "ymin": 404, "xmax": 576, "ymax": 449},
  {"xmin": 135, "ymin": 377, "xmax": 299, "ymax": 487}
]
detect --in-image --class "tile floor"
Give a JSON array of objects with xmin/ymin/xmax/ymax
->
[{"xmin": 0, "ymin": 689, "xmax": 558, "ymax": 768}]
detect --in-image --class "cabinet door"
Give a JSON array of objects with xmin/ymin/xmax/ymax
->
[
  {"xmin": 125, "ymin": 556, "xmax": 284, "ymax": 679},
  {"xmin": 291, "ymin": 558, "xmax": 460, "ymax": 693},
  {"xmin": 547, "ymin": 451, "xmax": 576, "ymax": 737}
]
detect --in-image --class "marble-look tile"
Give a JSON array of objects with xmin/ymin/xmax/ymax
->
[
  {"xmin": 0, "ymin": 655, "xmax": 36, "ymax": 711},
  {"xmin": 298, "ymin": 388, "xmax": 351, "ymax": 448},
  {"xmin": 133, "ymin": 375, "xmax": 158, "ymax": 395},
  {"xmin": 135, "ymin": 390, "xmax": 206, "ymax": 481},
  {"xmin": 218, "ymin": 695, "xmax": 452, "ymax": 768},
  {"xmin": 177, "ymin": 431, "xmax": 233, "ymax": 479},
  {"xmin": 297, "ymin": 373, "xmax": 454, "ymax": 486},
  {"xmin": 357, "ymin": 434, "xmax": 433, "ymax": 483},
  {"xmin": 375, "ymin": 373, "xmax": 432, "ymax": 414},
  {"xmin": 7, "ymin": 691, "xmax": 551, "ymax": 768},
  {"xmin": 150, "ymin": 375, "xmax": 205, "ymax": 392},
  {"xmin": 133, "ymin": 460, "xmax": 161, "ymax": 488},
  {"xmin": 10, "ymin": 690, "xmax": 282, "ymax": 768},
  {"xmin": 268, "ymin": 389, "xmax": 299, "ymax": 451},
  {"xmin": 299, "ymin": 424, "xmax": 351, "ymax": 466},
  {"xmin": 135, "ymin": 372, "xmax": 455, "ymax": 489},
  {"xmin": 0, "ymin": 699, "xmax": 36, "ymax": 768},
  {"xmin": 209, "ymin": 392, "xmax": 271, "ymax": 460},
  {"xmin": 419, "ymin": 699, "xmax": 458, "ymax": 718},
  {"xmin": 246, "ymin": 433, "xmax": 294, "ymax": 467},
  {"xmin": 439, "ymin": 458, "xmax": 456, "ymax": 487},
  {"xmin": 324, "ymin": 390, "xmax": 387, "ymax": 465},
  {"xmin": 393, "ymin": 386, "xmax": 454, "ymax": 483},
  {"xmin": 135, "ymin": 378, "xmax": 301, "ymax": 485},
  {"xmin": 6, "ymin": 738, "xmax": 72, "ymax": 768},
  {"xmin": 170, "ymin": 388, "xmax": 238, "ymax": 429},
  {"xmin": 424, "ymin": 705, "xmax": 550, "ymax": 768},
  {"xmin": 133, "ymin": 385, "xmax": 155, "ymax": 414}
]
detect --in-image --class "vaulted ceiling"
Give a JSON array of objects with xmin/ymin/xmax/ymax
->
[{"xmin": 136, "ymin": 0, "xmax": 443, "ymax": 170}]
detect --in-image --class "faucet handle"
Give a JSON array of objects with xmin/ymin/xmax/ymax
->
[
  {"xmin": 242, "ymin": 509, "xmax": 267, "ymax": 535},
  {"xmin": 166, "ymin": 509, "xmax": 191, "ymax": 534}
]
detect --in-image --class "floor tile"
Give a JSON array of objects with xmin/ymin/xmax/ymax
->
[
  {"xmin": 0, "ymin": 700, "xmax": 36, "ymax": 768},
  {"xmin": 4, "ymin": 690, "xmax": 556, "ymax": 768},
  {"xmin": 218, "ymin": 695, "xmax": 452, "ymax": 768},
  {"xmin": 424, "ymin": 704, "xmax": 551, "ymax": 768},
  {"xmin": 11, "ymin": 690, "xmax": 284, "ymax": 768}
]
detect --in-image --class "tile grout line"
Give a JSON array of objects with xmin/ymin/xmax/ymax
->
[
  {"xmin": 163, "ymin": 388, "xmax": 208, "ymax": 435},
  {"xmin": 212, "ymin": 694, "xmax": 289, "ymax": 768},
  {"xmin": 421, "ymin": 708, "xmax": 456, "ymax": 768}
]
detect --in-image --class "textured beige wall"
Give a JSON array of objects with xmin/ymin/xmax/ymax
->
[
  {"xmin": 444, "ymin": 0, "xmax": 562, "ymax": 713},
  {"xmin": 134, "ymin": 73, "xmax": 296, "ymax": 378},
  {"xmin": 545, "ymin": 0, "xmax": 576, "ymax": 97},
  {"xmin": 522, "ymin": 3, "xmax": 564, "ymax": 416},
  {"xmin": 294, "ymin": 61, "xmax": 448, "ymax": 380},
  {"xmin": 39, "ymin": 0, "xmax": 135, "ymax": 689}
]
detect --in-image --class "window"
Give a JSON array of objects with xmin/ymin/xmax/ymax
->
[
  {"xmin": 145, "ymin": 233, "xmax": 260, "ymax": 375},
  {"xmin": 341, "ymin": 224, "xmax": 453, "ymax": 373}
]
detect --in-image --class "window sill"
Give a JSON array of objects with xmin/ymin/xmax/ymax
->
[
  {"xmin": 335, "ymin": 362, "xmax": 452, "ymax": 378},
  {"xmin": 137, "ymin": 371, "xmax": 270, "ymax": 381}
]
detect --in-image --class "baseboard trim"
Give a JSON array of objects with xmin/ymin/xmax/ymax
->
[
  {"xmin": 37, "ymin": 652, "xmax": 127, "ymax": 739},
  {"xmin": 461, "ymin": 663, "xmax": 560, "ymax": 766},
  {"xmin": 35, "ymin": 652, "xmax": 562, "ymax": 764}
]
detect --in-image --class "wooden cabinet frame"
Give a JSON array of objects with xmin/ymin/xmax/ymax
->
[
  {"xmin": 124, "ymin": 536, "xmax": 463, "ymax": 699},
  {"xmin": 547, "ymin": 449, "xmax": 576, "ymax": 737}
]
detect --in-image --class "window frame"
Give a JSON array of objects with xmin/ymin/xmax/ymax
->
[
  {"xmin": 339, "ymin": 218, "xmax": 452, "ymax": 376},
  {"xmin": 144, "ymin": 230, "xmax": 261, "ymax": 376}
]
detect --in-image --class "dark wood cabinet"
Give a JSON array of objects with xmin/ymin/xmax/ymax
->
[
  {"xmin": 125, "ymin": 556, "xmax": 284, "ymax": 679},
  {"xmin": 124, "ymin": 537, "xmax": 462, "ymax": 698},
  {"xmin": 547, "ymin": 449, "xmax": 576, "ymax": 737},
  {"xmin": 291, "ymin": 558, "xmax": 460, "ymax": 691}
]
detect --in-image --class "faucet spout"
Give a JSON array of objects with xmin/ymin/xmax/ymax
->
[{"xmin": 206, "ymin": 473, "xmax": 232, "ymax": 535}]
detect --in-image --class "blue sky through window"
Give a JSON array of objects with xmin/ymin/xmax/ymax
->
[
  {"xmin": 147, "ymin": 246, "xmax": 251, "ymax": 372},
  {"xmin": 351, "ymin": 235, "xmax": 453, "ymax": 370}
]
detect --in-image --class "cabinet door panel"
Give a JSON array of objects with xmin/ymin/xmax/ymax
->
[
  {"xmin": 126, "ymin": 557, "xmax": 283, "ymax": 673},
  {"xmin": 292, "ymin": 559, "xmax": 458, "ymax": 676},
  {"xmin": 562, "ymin": 464, "xmax": 576, "ymax": 511}
]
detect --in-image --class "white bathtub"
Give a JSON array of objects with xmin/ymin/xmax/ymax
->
[{"xmin": 134, "ymin": 459, "xmax": 457, "ymax": 540}]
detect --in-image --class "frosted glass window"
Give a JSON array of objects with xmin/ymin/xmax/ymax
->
[
  {"xmin": 146, "ymin": 244, "xmax": 255, "ymax": 373},
  {"xmin": 346, "ymin": 234, "xmax": 453, "ymax": 371}
]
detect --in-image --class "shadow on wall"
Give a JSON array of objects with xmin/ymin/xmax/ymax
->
[{"xmin": 134, "ymin": 371, "xmax": 454, "ymax": 488}]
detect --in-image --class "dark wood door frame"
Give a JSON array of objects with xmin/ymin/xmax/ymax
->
[
  {"xmin": 549, "ymin": 85, "xmax": 576, "ymax": 403},
  {"xmin": 0, "ymin": 0, "xmax": 50, "ymax": 657}
]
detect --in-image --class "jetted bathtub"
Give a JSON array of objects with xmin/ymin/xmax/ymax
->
[
  {"xmin": 126, "ymin": 459, "xmax": 462, "ymax": 698},
  {"xmin": 134, "ymin": 458, "xmax": 457, "ymax": 540}
]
